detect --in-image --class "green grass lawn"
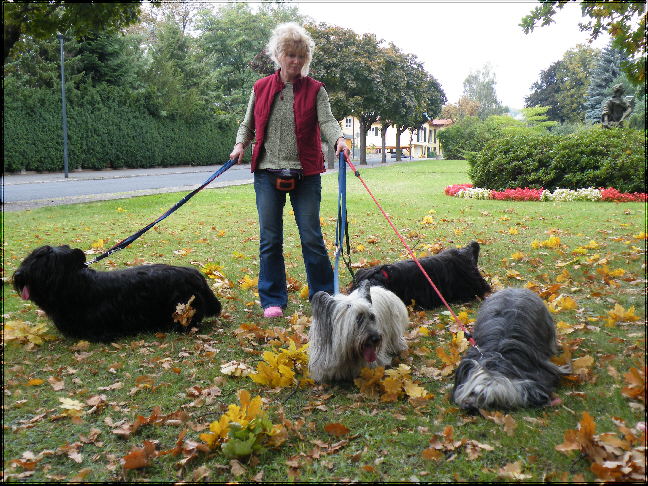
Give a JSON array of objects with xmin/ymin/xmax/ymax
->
[{"xmin": 2, "ymin": 160, "xmax": 645, "ymax": 482}]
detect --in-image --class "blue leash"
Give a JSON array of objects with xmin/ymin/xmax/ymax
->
[
  {"xmin": 334, "ymin": 152, "xmax": 348, "ymax": 294},
  {"xmin": 86, "ymin": 159, "xmax": 237, "ymax": 266}
]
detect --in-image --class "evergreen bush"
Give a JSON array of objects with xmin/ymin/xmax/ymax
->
[
  {"xmin": 3, "ymin": 83, "xmax": 237, "ymax": 172},
  {"xmin": 467, "ymin": 127, "xmax": 645, "ymax": 193}
]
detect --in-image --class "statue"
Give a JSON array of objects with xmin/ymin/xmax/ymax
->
[{"xmin": 601, "ymin": 84, "xmax": 632, "ymax": 128}]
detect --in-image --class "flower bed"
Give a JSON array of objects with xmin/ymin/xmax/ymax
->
[{"xmin": 445, "ymin": 184, "xmax": 647, "ymax": 202}]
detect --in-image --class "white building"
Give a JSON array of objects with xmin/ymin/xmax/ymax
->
[{"xmin": 339, "ymin": 117, "xmax": 453, "ymax": 159}]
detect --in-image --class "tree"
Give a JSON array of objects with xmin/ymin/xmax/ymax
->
[
  {"xmin": 524, "ymin": 60, "xmax": 562, "ymax": 122},
  {"xmin": 521, "ymin": 1, "xmax": 646, "ymax": 84},
  {"xmin": 3, "ymin": 1, "xmax": 145, "ymax": 64},
  {"xmin": 374, "ymin": 43, "xmax": 409, "ymax": 164},
  {"xmin": 553, "ymin": 44, "xmax": 599, "ymax": 123},
  {"xmin": 143, "ymin": 18, "xmax": 207, "ymax": 120},
  {"xmin": 520, "ymin": 106, "xmax": 558, "ymax": 130},
  {"xmin": 583, "ymin": 43, "xmax": 628, "ymax": 123},
  {"xmin": 391, "ymin": 70, "xmax": 445, "ymax": 162},
  {"xmin": 308, "ymin": 24, "xmax": 384, "ymax": 165},
  {"xmin": 462, "ymin": 64, "xmax": 507, "ymax": 119},
  {"xmin": 525, "ymin": 44, "xmax": 598, "ymax": 123},
  {"xmin": 441, "ymin": 96, "xmax": 481, "ymax": 121},
  {"xmin": 372, "ymin": 45, "xmax": 444, "ymax": 163},
  {"xmin": 195, "ymin": 2, "xmax": 301, "ymax": 118}
]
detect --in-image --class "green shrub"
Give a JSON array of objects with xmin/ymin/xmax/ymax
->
[
  {"xmin": 467, "ymin": 126, "xmax": 645, "ymax": 193},
  {"xmin": 438, "ymin": 115, "xmax": 528, "ymax": 160},
  {"xmin": 3, "ymin": 83, "xmax": 237, "ymax": 172}
]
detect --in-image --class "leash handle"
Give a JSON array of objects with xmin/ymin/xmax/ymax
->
[
  {"xmin": 341, "ymin": 153, "xmax": 470, "ymax": 336},
  {"xmin": 86, "ymin": 159, "xmax": 237, "ymax": 266}
]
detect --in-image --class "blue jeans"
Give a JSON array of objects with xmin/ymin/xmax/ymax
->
[{"xmin": 254, "ymin": 170, "xmax": 334, "ymax": 309}]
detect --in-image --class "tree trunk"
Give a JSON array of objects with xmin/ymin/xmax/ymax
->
[
  {"xmin": 359, "ymin": 119, "xmax": 368, "ymax": 165},
  {"xmin": 380, "ymin": 122, "xmax": 389, "ymax": 164},
  {"xmin": 395, "ymin": 126, "xmax": 403, "ymax": 161},
  {"xmin": 323, "ymin": 142, "xmax": 335, "ymax": 169}
]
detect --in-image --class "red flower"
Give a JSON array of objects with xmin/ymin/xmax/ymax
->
[
  {"xmin": 444, "ymin": 184, "xmax": 473, "ymax": 196},
  {"xmin": 490, "ymin": 188, "xmax": 542, "ymax": 201}
]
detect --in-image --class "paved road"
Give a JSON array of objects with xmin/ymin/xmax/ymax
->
[{"xmin": 2, "ymin": 155, "xmax": 416, "ymax": 211}]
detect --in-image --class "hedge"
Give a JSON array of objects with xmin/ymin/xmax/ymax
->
[
  {"xmin": 466, "ymin": 127, "xmax": 645, "ymax": 193},
  {"xmin": 3, "ymin": 84, "xmax": 238, "ymax": 172}
]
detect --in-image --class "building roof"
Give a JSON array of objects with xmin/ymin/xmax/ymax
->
[{"xmin": 429, "ymin": 119, "xmax": 453, "ymax": 127}]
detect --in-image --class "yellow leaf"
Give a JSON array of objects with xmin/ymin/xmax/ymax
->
[
  {"xmin": 532, "ymin": 236, "xmax": 561, "ymax": 249},
  {"xmin": 3, "ymin": 320, "xmax": 53, "ymax": 345},
  {"xmin": 420, "ymin": 215, "xmax": 435, "ymax": 225},
  {"xmin": 240, "ymin": 275, "xmax": 258, "ymax": 290},
  {"xmin": 59, "ymin": 397, "xmax": 85, "ymax": 416},
  {"xmin": 404, "ymin": 380, "xmax": 428, "ymax": 399},
  {"xmin": 559, "ymin": 296, "xmax": 577, "ymax": 310},
  {"xmin": 606, "ymin": 304, "xmax": 640, "ymax": 326},
  {"xmin": 299, "ymin": 285, "xmax": 309, "ymax": 300},
  {"xmin": 172, "ymin": 295, "xmax": 196, "ymax": 327},
  {"xmin": 510, "ymin": 251, "xmax": 525, "ymax": 260},
  {"xmin": 506, "ymin": 269, "xmax": 522, "ymax": 279},
  {"xmin": 354, "ymin": 367, "xmax": 384, "ymax": 397},
  {"xmin": 498, "ymin": 461, "xmax": 532, "ymax": 480},
  {"xmin": 221, "ymin": 361, "xmax": 252, "ymax": 377},
  {"xmin": 26, "ymin": 378, "xmax": 45, "ymax": 386},
  {"xmin": 572, "ymin": 355, "xmax": 594, "ymax": 372},
  {"xmin": 91, "ymin": 239, "xmax": 105, "ymax": 249}
]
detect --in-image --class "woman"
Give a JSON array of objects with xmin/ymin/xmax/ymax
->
[{"xmin": 230, "ymin": 22, "xmax": 349, "ymax": 318}]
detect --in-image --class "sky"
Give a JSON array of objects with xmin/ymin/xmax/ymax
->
[{"xmin": 288, "ymin": 0, "xmax": 612, "ymax": 110}]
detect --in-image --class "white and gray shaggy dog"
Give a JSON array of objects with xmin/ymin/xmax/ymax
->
[
  {"xmin": 308, "ymin": 281, "xmax": 409, "ymax": 383},
  {"xmin": 452, "ymin": 287, "xmax": 571, "ymax": 411}
]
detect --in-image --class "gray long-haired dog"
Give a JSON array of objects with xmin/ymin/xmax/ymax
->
[
  {"xmin": 308, "ymin": 281, "xmax": 409, "ymax": 383},
  {"xmin": 452, "ymin": 287, "xmax": 571, "ymax": 411}
]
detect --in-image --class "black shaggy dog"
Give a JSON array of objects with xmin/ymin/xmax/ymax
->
[
  {"xmin": 452, "ymin": 287, "xmax": 571, "ymax": 411},
  {"xmin": 12, "ymin": 245, "xmax": 222, "ymax": 342},
  {"xmin": 351, "ymin": 241, "xmax": 491, "ymax": 309}
]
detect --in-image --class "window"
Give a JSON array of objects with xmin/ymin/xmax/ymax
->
[
  {"xmin": 373, "ymin": 127, "xmax": 381, "ymax": 137},
  {"xmin": 345, "ymin": 117, "xmax": 352, "ymax": 128},
  {"xmin": 416, "ymin": 126, "xmax": 426, "ymax": 142}
]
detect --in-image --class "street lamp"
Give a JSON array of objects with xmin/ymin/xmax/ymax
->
[{"xmin": 57, "ymin": 33, "xmax": 69, "ymax": 178}]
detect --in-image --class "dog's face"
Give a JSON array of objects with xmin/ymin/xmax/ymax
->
[
  {"xmin": 13, "ymin": 245, "xmax": 87, "ymax": 301},
  {"xmin": 312, "ymin": 282, "xmax": 383, "ymax": 363}
]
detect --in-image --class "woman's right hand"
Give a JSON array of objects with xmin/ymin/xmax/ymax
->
[{"xmin": 230, "ymin": 143, "xmax": 245, "ymax": 164}]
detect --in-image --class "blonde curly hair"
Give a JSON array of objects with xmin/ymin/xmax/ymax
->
[{"xmin": 266, "ymin": 22, "xmax": 315, "ymax": 76}]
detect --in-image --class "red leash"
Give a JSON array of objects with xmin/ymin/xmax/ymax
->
[{"xmin": 343, "ymin": 154, "xmax": 475, "ymax": 345}]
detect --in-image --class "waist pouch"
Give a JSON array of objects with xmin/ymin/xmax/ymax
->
[{"xmin": 266, "ymin": 168, "xmax": 303, "ymax": 191}]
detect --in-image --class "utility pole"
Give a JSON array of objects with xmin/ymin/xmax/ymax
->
[{"xmin": 57, "ymin": 33, "xmax": 69, "ymax": 178}]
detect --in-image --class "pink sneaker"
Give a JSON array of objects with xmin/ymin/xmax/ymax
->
[{"xmin": 263, "ymin": 306, "xmax": 283, "ymax": 318}]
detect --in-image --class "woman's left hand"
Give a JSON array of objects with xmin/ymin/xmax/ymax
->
[{"xmin": 335, "ymin": 137, "xmax": 349, "ymax": 157}]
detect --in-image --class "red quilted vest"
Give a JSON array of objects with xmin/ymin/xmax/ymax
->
[{"xmin": 251, "ymin": 70, "xmax": 325, "ymax": 176}]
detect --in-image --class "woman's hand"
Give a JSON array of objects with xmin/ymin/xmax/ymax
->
[
  {"xmin": 335, "ymin": 137, "xmax": 349, "ymax": 158},
  {"xmin": 229, "ymin": 143, "xmax": 245, "ymax": 164}
]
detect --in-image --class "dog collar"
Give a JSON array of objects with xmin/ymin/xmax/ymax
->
[{"xmin": 380, "ymin": 269, "xmax": 389, "ymax": 281}]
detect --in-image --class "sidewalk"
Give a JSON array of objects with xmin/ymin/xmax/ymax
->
[
  {"xmin": 2, "ymin": 156, "xmax": 421, "ymax": 211},
  {"xmin": 3, "ymin": 155, "xmax": 416, "ymax": 184},
  {"xmin": 3, "ymin": 165, "xmax": 226, "ymax": 185}
]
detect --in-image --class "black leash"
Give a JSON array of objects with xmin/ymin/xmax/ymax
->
[{"xmin": 85, "ymin": 159, "xmax": 237, "ymax": 266}]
